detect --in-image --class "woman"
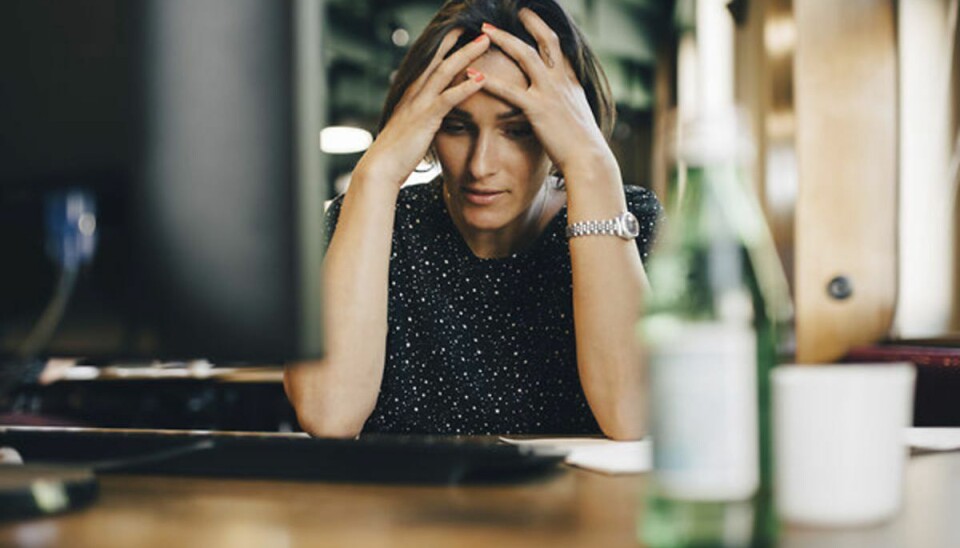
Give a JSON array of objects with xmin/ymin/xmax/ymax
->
[{"xmin": 285, "ymin": 0, "xmax": 661, "ymax": 439}]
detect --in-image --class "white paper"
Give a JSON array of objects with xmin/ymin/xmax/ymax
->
[
  {"xmin": 500, "ymin": 437, "xmax": 652, "ymax": 475},
  {"xmin": 905, "ymin": 427, "xmax": 960, "ymax": 451},
  {"xmin": 502, "ymin": 427, "xmax": 960, "ymax": 476}
]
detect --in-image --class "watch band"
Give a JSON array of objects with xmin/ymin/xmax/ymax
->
[
  {"xmin": 566, "ymin": 212, "xmax": 640, "ymax": 240},
  {"xmin": 566, "ymin": 219, "xmax": 620, "ymax": 238}
]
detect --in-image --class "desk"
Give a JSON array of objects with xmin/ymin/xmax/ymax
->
[
  {"xmin": 3, "ymin": 452, "xmax": 960, "ymax": 547},
  {"xmin": 1, "ymin": 465, "xmax": 637, "ymax": 548}
]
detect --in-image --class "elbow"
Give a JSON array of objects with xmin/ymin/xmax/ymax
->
[
  {"xmin": 594, "ymin": 399, "xmax": 647, "ymax": 441},
  {"xmin": 295, "ymin": 410, "xmax": 364, "ymax": 439},
  {"xmin": 583, "ymin": 369, "xmax": 647, "ymax": 441},
  {"xmin": 289, "ymin": 393, "xmax": 368, "ymax": 439},
  {"xmin": 283, "ymin": 362, "xmax": 370, "ymax": 439},
  {"xmin": 598, "ymin": 420, "xmax": 646, "ymax": 441}
]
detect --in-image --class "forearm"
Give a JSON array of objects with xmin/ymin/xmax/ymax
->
[
  {"xmin": 285, "ymin": 174, "xmax": 398, "ymax": 437},
  {"xmin": 566, "ymin": 155, "xmax": 647, "ymax": 440},
  {"xmin": 284, "ymin": 29, "xmax": 491, "ymax": 436}
]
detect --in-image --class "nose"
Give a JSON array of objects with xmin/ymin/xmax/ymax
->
[{"xmin": 468, "ymin": 130, "xmax": 498, "ymax": 181}]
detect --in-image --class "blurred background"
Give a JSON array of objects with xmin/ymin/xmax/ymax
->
[{"xmin": 2, "ymin": 0, "xmax": 959, "ymax": 429}]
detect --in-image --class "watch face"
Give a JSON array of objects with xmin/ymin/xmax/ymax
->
[{"xmin": 622, "ymin": 212, "xmax": 640, "ymax": 238}]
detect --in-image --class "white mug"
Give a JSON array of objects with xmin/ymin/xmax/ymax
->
[{"xmin": 772, "ymin": 363, "xmax": 916, "ymax": 527}]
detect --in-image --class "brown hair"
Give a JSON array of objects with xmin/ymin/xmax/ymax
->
[{"xmin": 377, "ymin": 0, "xmax": 615, "ymax": 141}]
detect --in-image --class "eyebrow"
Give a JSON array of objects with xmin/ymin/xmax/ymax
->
[
  {"xmin": 447, "ymin": 107, "xmax": 526, "ymax": 120},
  {"xmin": 496, "ymin": 108, "xmax": 525, "ymax": 120}
]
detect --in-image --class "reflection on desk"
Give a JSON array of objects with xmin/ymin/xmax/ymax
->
[{"xmin": 2, "ymin": 466, "xmax": 639, "ymax": 548}]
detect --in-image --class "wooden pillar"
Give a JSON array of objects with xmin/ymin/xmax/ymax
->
[{"xmin": 793, "ymin": 0, "xmax": 898, "ymax": 362}]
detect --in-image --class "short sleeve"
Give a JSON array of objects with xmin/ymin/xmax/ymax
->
[{"xmin": 624, "ymin": 185, "xmax": 664, "ymax": 263}]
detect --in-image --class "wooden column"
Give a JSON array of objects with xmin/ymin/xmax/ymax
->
[{"xmin": 793, "ymin": 0, "xmax": 898, "ymax": 362}]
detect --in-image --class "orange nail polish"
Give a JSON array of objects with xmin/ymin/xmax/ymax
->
[
  {"xmin": 467, "ymin": 68, "xmax": 485, "ymax": 82},
  {"xmin": 472, "ymin": 34, "xmax": 486, "ymax": 43}
]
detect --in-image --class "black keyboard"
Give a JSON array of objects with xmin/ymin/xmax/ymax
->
[{"xmin": 0, "ymin": 427, "xmax": 565, "ymax": 484}]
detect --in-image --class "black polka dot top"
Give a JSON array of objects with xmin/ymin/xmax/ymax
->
[{"xmin": 323, "ymin": 178, "xmax": 662, "ymax": 435}]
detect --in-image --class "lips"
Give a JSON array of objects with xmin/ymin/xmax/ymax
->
[{"xmin": 462, "ymin": 187, "xmax": 506, "ymax": 205}]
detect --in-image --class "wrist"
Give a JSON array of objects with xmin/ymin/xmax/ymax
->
[
  {"xmin": 558, "ymin": 146, "xmax": 620, "ymax": 185},
  {"xmin": 561, "ymin": 149, "xmax": 628, "ymax": 221},
  {"xmin": 352, "ymin": 141, "xmax": 418, "ymax": 191},
  {"xmin": 350, "ymin": 164, "xmax": 405, "ymax": 196},
  {"xmin": 347, "ymin": 170, "xmax": 403, "ymax": 208}
]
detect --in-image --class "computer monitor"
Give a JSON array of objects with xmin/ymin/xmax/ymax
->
[{"xmin": 0, "ymin": 0, "xmax": 327, "ymax": 364}]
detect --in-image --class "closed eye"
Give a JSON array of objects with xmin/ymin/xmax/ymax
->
[
  {"xmin": 503, "ymin": 123, "xmax": 534, "ymax": 139},
  {"xmin": 440, "ymin": 118, "xmax": 472, "ymax": 135}
]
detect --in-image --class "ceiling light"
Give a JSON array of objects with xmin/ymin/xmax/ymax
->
[
  {"xmin": 392, "ymin": 28, "xmax": 410, "ymax": 47},
  {"xmin": 320, "ymin": 126, "xmax": 373, "ymax": 154}
]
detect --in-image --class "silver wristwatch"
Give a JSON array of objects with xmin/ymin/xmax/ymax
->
[{"xmin": 566, "ymin": 211, "xmax": 640, "ymax": 240}]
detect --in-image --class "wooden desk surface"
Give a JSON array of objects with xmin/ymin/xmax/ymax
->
[
  {"xmin": 3, "ymin": 451, "xmax": 960, "ymax": 547},
  {"xmin": 2, "ymin": 466, "xmax": 641, "ymax": 548}
]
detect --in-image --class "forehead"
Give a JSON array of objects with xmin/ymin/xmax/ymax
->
[
  {"xmin": 471, "ymin": 49, "xmax": 528, "ymax": 87},
  {"xmin": 448, "ymin": 50, "xmax": 528, "ymax": 114}
]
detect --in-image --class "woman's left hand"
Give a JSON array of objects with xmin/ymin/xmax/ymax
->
[{"xmin": 479, "ymin": 9, "xmax": 615, "ymax": 178}]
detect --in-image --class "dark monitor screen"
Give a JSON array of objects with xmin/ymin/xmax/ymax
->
[{"xmin": 0, "ymin": 0, "xmax": 326, "ymax": 363}]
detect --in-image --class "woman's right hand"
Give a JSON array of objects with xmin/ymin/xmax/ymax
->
[{"xmin": 353, "ymin": 30, "xmax": 490, "ymax": 188}]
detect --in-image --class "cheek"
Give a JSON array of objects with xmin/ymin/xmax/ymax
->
[
  {"xmin": 513, "ymin": 140, "xmax": 550, "ymax": 178},
  {"xmin": 434, "ymin": 137, "xmax": 465, "ymax": 173}
]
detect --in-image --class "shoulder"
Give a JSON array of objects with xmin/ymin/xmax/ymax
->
[
  {"xmin": 394, "ymin": 180, "xmax": 440, "ymax": 216},
  {"xmin": 623, "ymin": 185, "xmax": 663, "ymax": 221},
  {"xmin": 622, "ymin": 185, "xmax": 663, "ymax": 261}
]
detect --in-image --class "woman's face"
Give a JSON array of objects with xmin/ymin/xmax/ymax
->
[{"xmin": 434, "ymin": 50, "xmax": 551, "ymax": 233}]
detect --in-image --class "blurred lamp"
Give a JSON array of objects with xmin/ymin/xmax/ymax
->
[
  {"xmin": 320, "ymin": 126, "xmax": 373, "ymax": 154},
  {"xmin": 391, "ymin": 28, "xmax": 410, "ymax": 47}
]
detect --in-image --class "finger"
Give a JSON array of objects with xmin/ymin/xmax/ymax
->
[
  {"xmin": 477, "ymin": 72, "xmax": 530, "ymax": 110},
  {"xmin": 419, "ymin": 34, "xmax": 491, "ymax": 98},
  {"xmin": 435, "ymin": 69, "xmax": 487, "ymax": 113},
  {"xmin": 408, "ymin": 29, "xmax": 464, "ymax": 98},
  {"xmin": 518, "ymin": 8, "xmax": 562, "ymax": 70},
  {"xmin": 480, "ymin": 22, "xmax": 549, "ymax": 83}
]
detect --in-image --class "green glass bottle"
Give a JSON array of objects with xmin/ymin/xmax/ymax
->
[{"xmin": 641, "ymin": 110, "xmax": 792, "ymax": 547}]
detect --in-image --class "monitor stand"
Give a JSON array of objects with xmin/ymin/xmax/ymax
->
[{"xmin": 0, "ymin": 464, "xmax": 98, "ymax": 519}]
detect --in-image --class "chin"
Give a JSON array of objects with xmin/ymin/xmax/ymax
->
[{"xmin": 461, "ymin": 207, "xmax": 512, "ymax": 232}]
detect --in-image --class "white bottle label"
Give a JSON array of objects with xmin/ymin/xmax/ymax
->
[{"xmin": 650, "ymin": 321, "xmax": 759, "ymax": 501}]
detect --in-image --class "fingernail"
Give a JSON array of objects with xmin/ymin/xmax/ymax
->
[
  {"xmin": 482, "ymin": 22, "xmax": 497, "ymax": 33},
  {"xmin": 467, "ymin": 68, "xmax": 485, "ymax": 83},
  {"xmin": 472, "ymin": 34, "xmax": 486, "ymax": 43}
]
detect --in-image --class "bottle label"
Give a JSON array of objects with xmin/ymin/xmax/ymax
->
[{"xmin": 650, "ymin": 321, "xmax": 759, "ymax": 501}]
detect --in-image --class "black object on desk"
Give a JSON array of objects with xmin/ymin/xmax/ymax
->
[
  {"xmin": 0, "ymin": 464, "xmax": 99, "ymax": 521},
  {"xmin": 0, "ymin": 427, "xmax": 564, "ymax": 485}
]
